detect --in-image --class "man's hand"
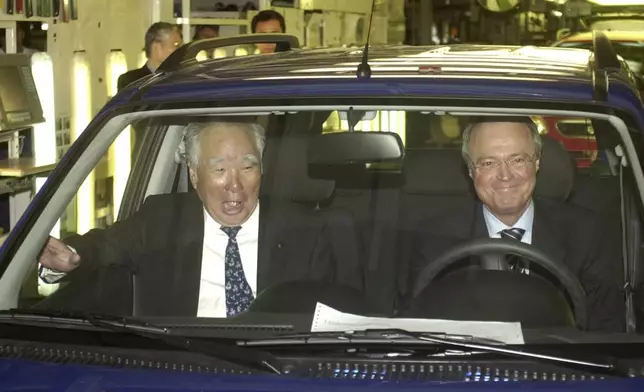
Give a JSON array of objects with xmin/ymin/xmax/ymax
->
[{"xmin": 38, "ymin": 236, "xmax": 81, "ymax": 272}]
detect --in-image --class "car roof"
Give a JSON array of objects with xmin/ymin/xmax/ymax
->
[
  {"xmin": 558, "ymin": 30, "xmax": 644, "ymax": 43},
  {"xmin": 110, "ymin": 44, "xmax": 641, "ymax": 120},
  {"xmin": 159, "ymin": 45, "xmax": 594, "ymax": 84}
]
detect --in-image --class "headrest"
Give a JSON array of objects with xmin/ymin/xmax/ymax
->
[
  {"xmin": 402, "ymin": 148, "xmax": 473, "ymax": 194},
  {"xmin": 535, "ymin": 136, "xmax": 575, "ymax": 201},
  {"xmin": 261, "ymin": 136, "xmax": 335, "ymax": 203}
]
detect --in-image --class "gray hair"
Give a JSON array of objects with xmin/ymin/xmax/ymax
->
[
  {"xmin": 182, "ymin": 121, "xmax": 266, "ymax": 168},
  {"xmin": 461, "ymin": 119, "xmax": 543, "ymax": 166},
  {"xmin": 144, "ymin": 22, "xmax": 179, "ymax": 57}
]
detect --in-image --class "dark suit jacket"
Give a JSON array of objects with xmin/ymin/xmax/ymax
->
[
  {"xmin": 61, "ymin": 192, "xmax": 363, "ymax": 317},
  {"xmin": 402, "ymin": 197, "xmax": 625, "ymax": 332},
  {"xmin": 117, "ymin": 66, "xmax": 152, "ymax": 92}
]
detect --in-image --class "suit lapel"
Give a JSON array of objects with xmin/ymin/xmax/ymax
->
[
  {"xmin": 532, "ymin": 199, "xmax": 566, "ymax": 265},
  {"xmin": 256, "ymin": 198, "xmax": 273, "ymax": 293},
  {"xmin": 471, "ymin": 202, "xmax": 489, "ymax": 239},
  {"xmin": 532, "ymin": 200, "xmax": 566, "ymax": 264},
  {"xmin": 170, "ymin": 193, "xmax": 205, "ymax": 316}
]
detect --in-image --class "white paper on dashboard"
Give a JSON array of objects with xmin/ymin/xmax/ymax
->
[{"xmin": 311, "ymin": 302, "xmax": 524, "ymax": 345}]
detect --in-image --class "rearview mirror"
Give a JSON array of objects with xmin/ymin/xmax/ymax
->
[
  {"xmin": 477, "ymin": 0, "xmax": 519, "ymax": 13},
  {"xmin": 308, "ymin": 132, "xmax": 404, "ymax": 165}
]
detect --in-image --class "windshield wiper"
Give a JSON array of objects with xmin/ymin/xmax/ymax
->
[
  {"xmin": 0, "ymin": 309, "xmax": 282, "ymax": 375},
  {"xmin": 240, "ymin": 329, "xmax": 629, "ymax": 377},
  {"xmin": 241, "ymin": 329, "xmax": 506, "ymax": 346}
]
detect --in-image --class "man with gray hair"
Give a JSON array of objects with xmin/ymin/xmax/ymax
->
[
  {"xmin": 37, "ymin": 119, "xmax": 362, "ymax": 317},
  {"xmin": 117, "ymin": 22, "xmax": 182, "ymax": 164},
  {"xmin": 402, "ymin": 116, "xmax": 624, "ymax": 332},
  {"xmin": 117, "ymin": 22, "xmax": 182, "ymax": 92}
]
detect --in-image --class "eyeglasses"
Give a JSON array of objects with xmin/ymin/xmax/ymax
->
[{"xmin": 472, "ymin": 155, "xmax": 537, "ymax": 173}]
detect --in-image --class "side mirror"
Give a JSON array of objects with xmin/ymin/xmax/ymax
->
[
  {"xmin": 308, "ymin": 132, "xmax": 404, "ymax": 165},
  {"xmin": 477, "ymin": 0, "xmax": 519, "ymax": 13}
]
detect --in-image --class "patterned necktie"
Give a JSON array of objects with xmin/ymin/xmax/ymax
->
[
  {"xmin": 499, "ymin": 228, "xmax": 529, "ymax": 274},
  {"xmin": 221, "ymin": 226, "xmax": 255, "ymax": 316}
]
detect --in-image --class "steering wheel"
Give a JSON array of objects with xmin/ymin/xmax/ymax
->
[{"xmin": 412, "ymin": 239, "xmax": 589, "ymax": 330}]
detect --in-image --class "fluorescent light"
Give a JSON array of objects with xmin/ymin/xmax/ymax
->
[
  {"xmin": 30, "ymin": 52, "xmax": 60, "ymax": 296},
  {"xmin": 72, "ymin": 52, "xmax": 94, "ymax": 235},
  {"xmin": 35, "ymin": 176, "xmax": 60, "ymax": 297},
  {"xmin": 234, "ymin": 47, "xmax": 249, "ymax": 57},
  {"xmin": 138, "ymin": 50, "xmax": 147, "ymax": 68},
  {"xmin": 106, "ymin": 51, "xmax": 131, "ymax": 220},
  {"xmin": 196, "ymin": 50, "xmax": 209, "ymax": 61},
  {"xmin": 30, "ymin": 52, "xmax": 56, "ymax": 167},
  {"xmin": 214, "ymin": 48, "xmax": 227, "ymax": 59}
]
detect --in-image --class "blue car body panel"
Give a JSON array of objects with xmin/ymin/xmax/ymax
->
[{"xmin": 1, "ymin": 358, "xmax": 643, "ymax": 391}]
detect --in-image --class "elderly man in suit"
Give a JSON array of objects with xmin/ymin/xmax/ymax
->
[
  {"xmin": 37, "ymin": 119, "xmax": 365, "ymax": 317},
  {"xmin": 403, "ymin": 117, "xmax": 625, "ymax": 332}
]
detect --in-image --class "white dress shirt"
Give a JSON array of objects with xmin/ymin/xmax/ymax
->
[
  {"xmin": 482, "ymin": 200, "xmax": 534, "ymax": 245},
  {"xmin": 482, "ymin": 200, "xmax": 534, "ymax": 274},
  {"xmin": 197, "ymin": 205, "xmax": 259, "ymax": 318}
]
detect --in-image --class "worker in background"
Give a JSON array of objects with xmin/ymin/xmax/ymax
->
[
  {"xmin": 250, "ymin": 10, "xmax": 285, "ymax": 54},
  {"xmin": 193, "ymin": 25, "xmax": 220, "ymax": 59},
  {"xmin": 116, "ymin": 22, "xmax": 182, "ymax": 92},
  {"xmin": 117, "ymin": 22, "xmax": 182, "ymax": 164}
]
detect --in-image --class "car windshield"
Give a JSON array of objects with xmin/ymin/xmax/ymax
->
[
  {"xmin": 2, "ymin": 104, "xmax": 641, "ymax": 344},
  {"xmin": 557, "ymin": 40, "xmax": 644, "ymax": 74}
]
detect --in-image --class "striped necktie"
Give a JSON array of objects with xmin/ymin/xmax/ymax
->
[{"xmin": 499, "ymin": 228, "xmax": 529, "ymax": 274}]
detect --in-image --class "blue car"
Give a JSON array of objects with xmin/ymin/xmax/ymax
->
[{"xmin": 1, "ymin": 32, "xmax": 644, "ymax": 390}]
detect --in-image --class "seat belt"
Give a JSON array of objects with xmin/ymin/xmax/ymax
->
[
  {"xmin": 621, "ymin": 167, "xmax": 639, "ymax": 333},
  {"xmin": 615, "ymin": 146, "xmax": 638, "ymax": 332}
]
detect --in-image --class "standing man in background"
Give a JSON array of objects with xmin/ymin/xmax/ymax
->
[
  {"xmin": 193, "ymin": 25, "xmax": 220, "ymax": 59},
  {"xmin": 250, "ymin": 10, "xmax": 285, "ymax": 54},
  {"xmin": 193, "ymin": 25, "xmax": 220, "ymax": 41},
  {"xmin": 117, "ymin": 22, "xmax": 182, "ymax": 163},
  {"xmin": 117, "ymin": 22, "xmax": 182, "ymax": 91}
]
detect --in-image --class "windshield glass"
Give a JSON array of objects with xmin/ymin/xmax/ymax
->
[
  {"xmin": 556, "ymin": 40, "xmax": 644, "ymax": 74},
  {"xmin": 7, "ymin": 107, "xmax": 642, "ymax": 342}
]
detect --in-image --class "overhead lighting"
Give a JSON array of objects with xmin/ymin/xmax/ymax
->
[
  {"xmin": 106, "ymin": 51, "xmax": 130, "ymax": 220},
  {"xmin": 72, "ymin": 52, "xmax": 94, "ymax": 235}
]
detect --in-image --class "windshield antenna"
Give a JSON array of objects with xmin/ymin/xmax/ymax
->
[{"xmin": 356, "ymin": 0, "xmax": 377, "ymax": 79}]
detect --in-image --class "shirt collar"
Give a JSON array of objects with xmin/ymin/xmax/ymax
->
[
  {"xmin": 204, "ymin": 202, "xmax": 260, "ymax": 237},
  {"xmin": 482, "ymin": 200, "xmax": 534, "ymax": 237}
]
